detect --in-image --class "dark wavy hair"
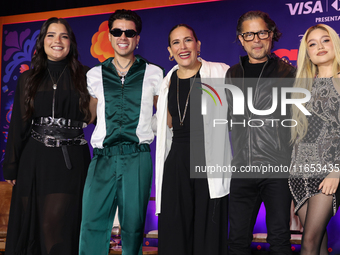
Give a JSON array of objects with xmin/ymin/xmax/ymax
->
[
  {"xmin": 236, "ymin": 10, "xmax": 282, "ymax": 49},
  {"xmin": 168, "ymin": 24, "xmax": 198, "ymax": 46},
  {"xmin": 24, "ymin": 17, "xmax": 91, "ymax": 122},
  {"xmin": 108, "ymin": 9, "xmax": 142, "ymax": 35}
]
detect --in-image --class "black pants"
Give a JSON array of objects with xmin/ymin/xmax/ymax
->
[
  {"xmin": 228, "ymin": 178, "xmax": 292, "ymax": 255},
  {"xmin": 158, "ymin": 142, "xmax": 228, "ymax": 255}
]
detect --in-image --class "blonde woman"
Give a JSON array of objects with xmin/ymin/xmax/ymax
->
[{"xmin": 289, "ymin": 24, "xmax": 340, "ymax": 255}]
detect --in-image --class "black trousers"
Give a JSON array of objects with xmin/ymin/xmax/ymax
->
[
  {"xmin": 158, "ymin": 142, "xmax": 228, "ymax": 255},
  {"xmin": 228, "ymin": 178, "xmax": 292, "ymax": 255}
]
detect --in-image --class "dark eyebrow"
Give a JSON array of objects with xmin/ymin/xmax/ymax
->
[
  {"xmin": 46, "ymin": 32, "xmax": 69, "ymax": 35},
  {"xmin": 243, "ymin": 30, "xmax": 266, "ymax": 34},
  {"xmin": 171, "ymin": 36, "xmax": 193, "ymax": 42}
]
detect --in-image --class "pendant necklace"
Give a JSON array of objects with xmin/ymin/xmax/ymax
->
[
  {"xmin": 112, "ymin": 59, "xmax": 131, "ymax": 85},
  {"xmin": 177, "ymin": 71, "xmax": 198, "ymax": 126},
  {"xmin": 47, "ymin": 65, "xmax": 67, "ymax": 119}
]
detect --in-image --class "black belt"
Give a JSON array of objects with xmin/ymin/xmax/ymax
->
[
  {"xmin": 31, "ymin": 129, "xmax": 87, "ymax": 148},
  {"xmin": 31, "ymin": 121, "xmax": 87, "ymax": 170},
  {"xmin": 33, "ymin": 117, "xmax": 87, "ymax": 128}
]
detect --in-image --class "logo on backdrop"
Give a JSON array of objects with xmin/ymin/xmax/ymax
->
[
  {"xmin": 286, "ymin": 0, "xmax": 340, "ymax": 21},
  {"xmin": 332, "ymin": 0, "xmax": 340, "ymax": 10},
  {"xmin": 286, "ymin": 1, "xmax": 323, "ymax": 15}
]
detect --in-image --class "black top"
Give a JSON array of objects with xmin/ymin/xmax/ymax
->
[
  {"xmin": 243, "ymin": 59, "xmax": 266, "ymax": 78},
  {"xmin": 168, "ymin": 70, "xmax": 203, "ymax": 143},
  {"xmin": 243, "ymin": 59, "xmax": 266, "ymax": 100},
  {"xmin": 3, "ymin": 59, "xmax": 88, "ymax": 179},
  {"xmin": 167, "ymin": 69, "xmax": 206, "ymax": 170}
]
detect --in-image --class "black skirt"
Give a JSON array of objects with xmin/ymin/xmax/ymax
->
[
  {"xmin": 158, "ymin": 141, "xmax": 228, "ymax": 255},
  {"xmin": 5, "ymin": 137, "xmax": 90, "ymax": 255}
]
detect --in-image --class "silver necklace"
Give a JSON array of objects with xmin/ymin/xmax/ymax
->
[
  {"xmin": 47, "ymin": 65, "xmax": 67, "ymax": 119},
  {"xmin": 112, "ymin": 60, "xmax": 128, "ymax": 76},
  {"xmin": 112, "ymin": 60, "xmax": 132, "ymax": 85},
  {"xmin": 47, "ymin": 65, "xmax": 67, "ymax": 89},
  {"xmin": 177, "ymin": 72, "xmax": 197, "ymax": 126},
  {"xmin": 116, "ymin": 59, "xmax": 131, "ymax": 69}
]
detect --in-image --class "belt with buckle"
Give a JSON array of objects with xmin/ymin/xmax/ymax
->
[
  {"xmin": 31, "ymin": 129, "xmax": 87, "ymax": 148},
  {"xmin": 31, "ymin": 129, "xmax": 87, "ymax": 147},
  {"xmin": 31, "ymin": 123, "xmax": 87, "ymax": 170}
]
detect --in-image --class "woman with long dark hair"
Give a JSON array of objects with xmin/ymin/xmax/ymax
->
[
  {"xmin": 155, "ymin": 24, "xmax": 232, "ymax": 255},
  {"xmin": 3, "ymin": 17, "xmax": 94, "ymax": 255}
]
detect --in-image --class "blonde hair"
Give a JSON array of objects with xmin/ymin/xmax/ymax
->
[{"xmin": 291, "ymin": 24, "xmax": 340, "ymax": 143}]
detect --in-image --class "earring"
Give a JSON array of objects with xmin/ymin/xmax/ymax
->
[
  {"xmin": 169, "ymin": 55, "xmax": 174, "ymax": 61},
  {"xmin": 136, "ymin": 44, "xmax": 139, "ymax": 49},
  {"xmin": 197, "ymin": 51, "xmax": 201, "ymax": 56}
]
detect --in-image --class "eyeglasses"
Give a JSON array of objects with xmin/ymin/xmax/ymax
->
[
  {"xmin": 110, "ymin": 29, "xmax": 137, "ymax": 38},
  {"xmin": 239, "ymin": 30, "xmax": 272, "ymax": 42}
]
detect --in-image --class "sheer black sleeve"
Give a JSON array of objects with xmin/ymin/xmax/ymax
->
[{"xmin": 2, "ymin": 71, "xmax": 32, "ymax": 180}]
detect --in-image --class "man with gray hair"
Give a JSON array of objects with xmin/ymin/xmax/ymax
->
[{"xmin": 225, "ymin": 10, "xmax": 296, "ymax": 255}]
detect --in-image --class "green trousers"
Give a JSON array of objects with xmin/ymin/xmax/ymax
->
[{"xmin": 79, "ymin": 143, "xmax": 152, "ymax": 255}]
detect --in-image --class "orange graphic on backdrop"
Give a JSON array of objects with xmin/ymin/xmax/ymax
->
[
  {"xmin": 20, "ymin": 64, "xmax": 29, "ymax": 73},
  {"xmin": 90, "ymin": 21, "xmax": 115, "ymax": 62}
]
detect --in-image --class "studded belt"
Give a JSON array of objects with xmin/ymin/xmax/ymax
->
[
  {"xmin": 33, "ymin": 117, "xmax": 87, "ymax": 128},
  {"xmin": 31, "ymin": 118, "xmax": 87, "ymax": 169},
  {"xmin": 31, "ymin": 129, "xmax": 87, "ymax": 148}
]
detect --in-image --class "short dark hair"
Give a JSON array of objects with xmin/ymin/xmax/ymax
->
[
  {"xmin": 168, "ymin": 24, "xmax": 198, "ymax": 46},
  {"xmin": 108, "ymin": 9, "xmax": 142, "ymax": 35},
  {"xmin": 236, "ymin": 10, "xmax": 282, "ymax": 48}
]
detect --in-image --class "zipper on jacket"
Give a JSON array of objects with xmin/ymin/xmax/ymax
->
[
  {"xmin": 120, "ymin": 77, "xmax": 124, "ymax": 139},
  {"xmin": 276, "ymin": 121, "xmax": 282, "ymax": 151},
  {"xmin": 244, "ymin": 58, "xmax": 268, "ymax": 166},
  {"xmin": 239, "ymin": 60, "xmax": 253, "ymax": 167},
  {"xmin": 240, "ymin": 62, "xmax": 247, "ymax": 116},
  {"xmin": 250, "ymin": 60, "xmax": 268, "ymax": 118},
  {"xmin": 239, "ymin": 60, "xmax": 252, "ymax": 167},
  {"xmin": 248, "ymin": 116, "xmax": 251, "ymax": 166}
]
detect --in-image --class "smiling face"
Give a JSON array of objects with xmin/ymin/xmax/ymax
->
[
  {"xmin": 238, "ymin": 18, "xmax": 273, "ymax": 63},
  {"xmin": 109, "ymin": 19, "xmax": 140, "ymax": 58},
  {"xmin": 167, "ymin": 26, "xmax": 201, "ymax": 69},
  {"xmin": 306, "ymin": 28, "xmax": 335, "ymax": 68},
  {"xmin": 44, "ymin": 22, "xmax": 70, "ymax": 62}
]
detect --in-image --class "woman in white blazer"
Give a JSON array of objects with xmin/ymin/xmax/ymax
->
[{"xmin": 155, "ymin": 24, "xmax": 232, "ymax": 255}]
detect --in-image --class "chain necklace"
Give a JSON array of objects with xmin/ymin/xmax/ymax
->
[
  {"xmin": 47, "ymin": 65, "xmax": 67, "ymax": 119},
  {"xmin": 112, "ymin": 61, "xmax": 128, "ymax": 76},
  {"xmin": 177, "ymin": 71, "xmax": 198, "ymax": 126},
  {"xmin": 116, "ymin": 59, "xmax": 131, "ymax": 69},
  {"xmin": 112, "ymin": 59, "xmax": 132, "ymax": 85}
]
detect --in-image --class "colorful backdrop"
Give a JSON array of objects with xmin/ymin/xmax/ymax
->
[{"xmin": 1, "ymin": 0, "xmax": 340, "ymax": 252}]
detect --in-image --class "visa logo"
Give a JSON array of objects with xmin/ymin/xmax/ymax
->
[{"xmin": 286, "ymin": 1, "xmax": 323, "ymax": 15}]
